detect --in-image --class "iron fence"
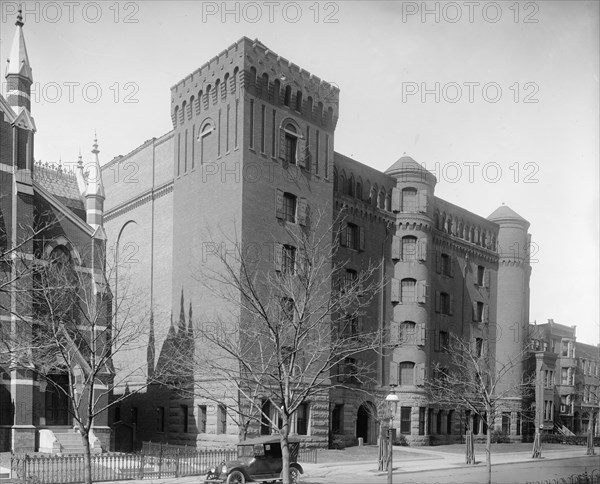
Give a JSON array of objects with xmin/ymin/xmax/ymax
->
[
  {"xmin": 11, "ymin": 444, "xmax": 317, "ymax": 483},
  {"xmin": 526, "ymin": 469, "xmax": 600, "ymax": 484}
]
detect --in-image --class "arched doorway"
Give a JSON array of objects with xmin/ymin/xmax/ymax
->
[{"xmin": 356, "ymin": 403, "xmax": 376, "ymax": 444}]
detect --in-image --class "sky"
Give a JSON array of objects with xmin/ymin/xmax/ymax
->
[{"xmin": 1, "ymin": 0, "xmax": 598, "ymax": 345}]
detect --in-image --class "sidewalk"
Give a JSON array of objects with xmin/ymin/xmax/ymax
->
[
  {"xmin": 304, "ymin": 446, "xmax": 594, "ymax": 482},
  {"xmin": 60, "ymin": 446, "xmax": 594, "ymax": 484}
]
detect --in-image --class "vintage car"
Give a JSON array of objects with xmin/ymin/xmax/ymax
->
[{"xmin": 204, "ymin": 436, "xmax": 304, "ymax": 484}]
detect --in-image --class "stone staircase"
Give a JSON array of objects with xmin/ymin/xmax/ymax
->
[{"xmin": 39, "ymin": 429, "xmax": 103, "ymax": 455}]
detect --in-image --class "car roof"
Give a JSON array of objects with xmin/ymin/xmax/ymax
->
[{"xmin": 238, "ymin": 436, "xmax": 300, "ymax": 445}]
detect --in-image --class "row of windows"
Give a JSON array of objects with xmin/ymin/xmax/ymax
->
[
  {"xmin": 434, "ymin": 211, "xmax": 497, "ymax": 251},
  {"xmin": 260, "ymin": 399, "xmax": 310, "ymax": 436},
  {"xmin": 173, "ymin": 67, "xmax": 240, "ymax": 126},
  {"xmin": 334, "ymin": 169, "xmax": 394, "ymax": 211},
  {"xmin": 248, "ymin": 67, "xmax": 336, "ymax": 129},
  {"xmin": 117, "ymin": 404, "xmax": 228, "ymax": 435}
]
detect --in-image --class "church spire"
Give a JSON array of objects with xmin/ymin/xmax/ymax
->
[
  {"xmin": 5, "ymin": 8, "xmax": 33, "ymax": 112},
  {"xmin": 85, "ymin": 134, "xmax": 105, "ymax": 229}
]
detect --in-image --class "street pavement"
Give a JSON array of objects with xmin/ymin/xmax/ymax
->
[{"xmin": 61, "ymin": 445, "xmax": 597, "ymax": 484}]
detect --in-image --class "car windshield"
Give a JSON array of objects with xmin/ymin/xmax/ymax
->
[{"xmin": 237, "ymin": 445, "xmax": 254, "ymax": 458}]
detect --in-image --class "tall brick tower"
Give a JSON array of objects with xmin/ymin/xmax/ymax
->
[
  {"xmin": 167, "ymin": 38, "xmax": 339, "ymax": 443},
  {"xmin": 386, "ymin": 156, "xmax": 437, "ymax": 443},
  {"xmin": 488, "ymin": 205, "xmax": 531, "ymax": 429}
]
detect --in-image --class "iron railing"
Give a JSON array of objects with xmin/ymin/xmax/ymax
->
[
  {"xmin": 526, "ymin": 469, "xmax": 600, "ymax": 484},
  {"xmin": 11, "ymin": 444, "xmax": 317, "ymax": 483}
]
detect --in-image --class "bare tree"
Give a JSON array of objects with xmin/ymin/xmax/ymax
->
[
  {"xmin": 426, "ymin": 332, "xmax": 533, "ymax": 484},
  {"xmin": 167, "ymin": 213, "xmax": 388, "ymax": 484},
  {"xmin": 6, "ymin": 245, "xmax": 163, "ymax": 484}
]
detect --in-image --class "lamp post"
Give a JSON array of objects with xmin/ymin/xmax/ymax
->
[{"xmin": 386, "ymin": 385, "xmax": 399, "ymax": 484}]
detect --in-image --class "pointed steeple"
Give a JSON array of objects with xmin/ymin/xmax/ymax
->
[
  {"xmin": 178, "ymin": 289, "xmax": 186, "ymax": 333},
  {"xmin": 5, "ymin": 8, "xmax": 33, "ymax": 112},
  {"xmin": 85, "ymin": 134, "xmax": 105, "ymax": 230}
]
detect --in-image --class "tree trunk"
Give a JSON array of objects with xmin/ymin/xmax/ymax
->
[
  {"xmin": 81, "ymin": 430, "xmax": 93, "ymax": 484},
  {"xmin": 485, "ymin": 412, "xmax": 492, "ymax": 484},
  {"xmin": 280, "ymin": 415, "xmax": 291, "ymax": 484}
]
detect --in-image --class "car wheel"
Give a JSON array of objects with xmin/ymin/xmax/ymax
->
[
  {"xmin": 226, "ymin": 470, "xmax": 245, "ymax": 484},
  {"xmin": 290, "ymin": 468, "xmax": 300, "ymax": 484}
]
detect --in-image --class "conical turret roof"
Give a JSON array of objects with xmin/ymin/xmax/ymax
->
[{"xmin": 5, "ymin": 10, "xmax": 33, "ymax": 81}]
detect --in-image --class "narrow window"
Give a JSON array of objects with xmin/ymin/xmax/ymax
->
[
  {"xmin": 441, "ymin": 254, "xmax": 451, "ymax": 276},
  {"xmin": 177, "ymin": 133, "xmax": 181, "ymax": 176},
  {"xmin": 217, "ymin": 405, "xmax": 227, "ymax": 434},
  {"xmin": 296, "ymin": 403, "xmax": 309, "ymax": 435},
  {"xmin": 440, "ymin": 292, "xmax": 450, "ymax": 315},
  {"xmin": 217, "ymin": 109, "xmax": 221, "ymax": 157},
  {"xmin": 401, "ymin": 188, "xmax": 418, "ymax": 212},
  {"xmin": 402, "ymin": 236, "xmax": 417, "ymax": 261},
  {"xmin": 399, "ymin": 361, "xmax": 415, "ymax": 385},
  {"xmin": 261, "ymin": 399, "xmax": 272, "ymax": 435},
  {"xmin": 282, "ymin": 245, "xmax": 296, "ymax": 274},
  {"xmin": 249, "ymin": 99, "xmax": 255, "ymax": 149},
  {"xmin": 285, "ymin": 129, "xmax": 298, "ymax": 164},
  {"xmin": 295, "ymin": 90, "xmax": 303, "ymax": 112},
  {"xmin": 476, "ymin": 302, "xmax": 484, "ymax": 322},
  {"xmin": 235, "ymin": 99, "xmax": 239, "ymax": 149},
  {"xmin": 439, "ymin": 331, "xmax": 449, "ymax": 350},
  {"xmin": 447, "ymin": 410, "xmax": 453, "ymax": 435},
  {"xmin": 283, "ymin": 193, "xmax": 297, "ymax": 222},
  {"xmin": 191, "ymin": 125, "xmax": 195, "ymax": 169},
  {"xmin": 345, "ymin": 223, "xmax": 359, "ymax": 250},
  {"xmin": 195, "ymin": 406, "xmax": 205, "ymax": 432},
  {"xmin": 401, "ymin": 278, "xmax": 416, "ymax": 303},
  {"xmin": 181, "ymin": 405, "xmax": 189, "ymax": 433},
  {"xmin": 315, "ymin": 130, "xmax": 320, "ymax": 176},
  {"xmin": 400, "ymin": 407, "xmax": 411, "ymax": 435},
  {"xmin": 284, "ymin": 86, "xmax": 292, "ymax": 106},
  {"xmin": 226, "ymin": 105, "xmax": 230, "ymax": 152},
  {"xmin": 331, "ymin": 404, "xmax": 343, "ymax": 434},
  {"xmin": 261, "ymin": 104, "xmax": 266, "ymax": 153},
  {"xmin": 272, "ymin": 109, "xmax": 276, "ymax": 156},
  {"xmin": 325, "ymin": 134, "xmax": 329, "ymax": 178},
  {"xmin": 184, "ymin": 129, "xmax": 188, "ymax": 172},
  {"xmin": 477, "ymin": 265, "xmax": 485, "ymax": 286}
]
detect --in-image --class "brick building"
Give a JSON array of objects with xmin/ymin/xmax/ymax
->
[
  {"xmin": 101, "ymin": 36, "xmax": 550, "ymax": 449},
  {"xmin": 529, "ymin": 319, "xmax": 600, "ymax": 437},
  {"xmin": 0, "ymin": 13, "xmax": 110, "ymax": 452}
]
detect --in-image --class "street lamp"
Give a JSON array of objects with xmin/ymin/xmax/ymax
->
[{"xmin": 386, "ymin": 385, "xmax": 399, "ymax": 484}]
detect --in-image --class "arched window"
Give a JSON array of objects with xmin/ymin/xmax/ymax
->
[
  {"xmin": 401, "ymin": 188, "xmax": 417, "ymax": 212},
  {"xmin": 205, "ymin": 85, "xmax": 212, "ymax": 110},
  {"xmin": 333, "ymin": 168, "xmax": 339, "ymax": 192},
  {"xmin": 306, "ymin": 96, "xmax": 313, "ymax": 118},
  {"xmin": 371, "ymin": 184, "xmax": 378, "ymax": 206},
  {"xmin": 283, "ymin": 123, "xmax": 299, "ymax": 164},
  {"xmin": 317, "ymin": 102, "xmax": 324, "ymax": 123},
  {"xmin": 173, "ymin": 105, "xmax": 179, "ymax": 126},
  {"xmin": 273, "ymin": 79, "xmax": 281, "ymax": 104},
  {"xmin": 250, "ymin": 67, "xmax": 257, "ymax": 93},
  {"xmin": 399, "ymin": 321, "xmax": 417, "ymax": 345},
  {"xmin": 433, "ymin": 212, "xmax": 440, "ymax": 230},
  {"xmin": 180, "ymin": 101, "xmax": 186, "ymax": 124},
  {"xmin": 214, "ymin": 79, "xmax": 220, "ymax": 105},
  {"xmin": 284, "ymin": 86, "xmax": 292, "ymax": 106},
  {"xmin": 189, "ymin": 96, "xmax": 195, "ymax": 120},
  {"xmin": 378, "ymin": 190, "xmax": 385, "ymax": 209},
  {"xmin": 348, "ymin": 174, "xmax": 355, "ymax": 197},
  {"xmin": 295, "ymin": 90, "xmax": 303, "ymax": 112},
  {"xmin": 339, "ymin": 174, "xmax": 346, "ymax": 195},
  {"xmin": 199, "ymin": 122, "xmax": 214, "ymax": 164},
  {"xmin": 223, "ymin": 73, "xmax": 230, "ymax": 99},
  {"xmin": 402, "ymin": 236, "xmax": 417, "ymax": 261},
  {"xmin": 232, "ymin": 67, "xmax": 238, "ymax": 93},
  {"xmin": 401, "ymin": 278, "xmax": 416, "ymax": 303},
  {"xmin": 262, "ymin": 73, "xmax": 269, "ymax": 98},
  {"xmin": 398, "ymin": 361, "xmax": 415, "ymax": 386},
  {"xmin": 386, "ymin": 191, "xmax": 392, "ymax": 211},
  {"xmin": 327, "ymin": 107, "xmax": 334, "ymax": 127},
  {"xmin": 356, "ymin": 178, "xmax": 363, "ymax": 200}
]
